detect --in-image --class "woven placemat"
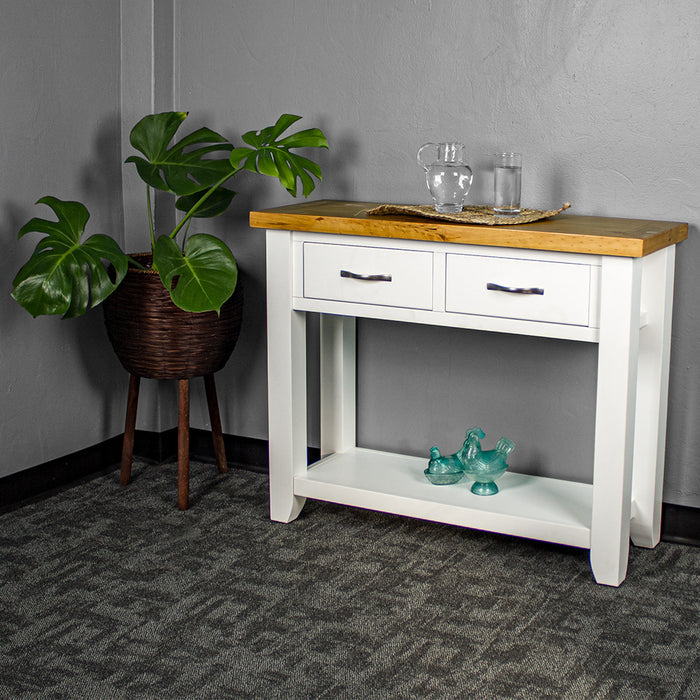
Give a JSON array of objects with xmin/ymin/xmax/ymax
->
[{"xmin": 366, "ymin": 202, "xmax": 570, "ymax": 226}]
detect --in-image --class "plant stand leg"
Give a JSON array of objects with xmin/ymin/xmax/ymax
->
[
  {"xmin": 204, "ymin": 373, "xmax": 228, "ymax": 474},
  {"xmin": 178, "ymin": 378, "xmax": 190, "ymax": 510},
  {"xmin": 120, "ymin": 374, "xmax": 140, "ymax": 486}
]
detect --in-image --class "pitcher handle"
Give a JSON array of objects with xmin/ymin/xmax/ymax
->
[{"xmin": 417, "ymin": 143, "xmax": 438, "ymax": 171}]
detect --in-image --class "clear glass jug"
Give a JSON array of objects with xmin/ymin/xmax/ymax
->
[{"xmin": 417, "ymin": 142, "xmax": 473, "ymax": 213}]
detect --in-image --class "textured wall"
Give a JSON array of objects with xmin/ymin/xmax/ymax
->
[
  {"xmin": 175, "ymin": 0, "xmax": 700, "ymax": 506},
  {"xmin": 2, "ymin": 1, "xmax": 697, "ymax": 510},
  {"xmin": 0, "ymin": 1, "xmax": 125, "ymax": 476}
]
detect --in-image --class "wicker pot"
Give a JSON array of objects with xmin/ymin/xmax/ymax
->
[{"xmin": 103, "ymin": 253, "xmax": 243, "ymax": 379}]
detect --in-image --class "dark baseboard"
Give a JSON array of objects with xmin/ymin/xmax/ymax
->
[
  {"xmin": 0, "ymin": 435, "xmax": 125, "ymax": 511},
  {"xmin": 0, "ymin": 430, "xmax": 318, "ymax": 513},
  {"xmin": 1, "ymin": 435, "xmax": 697, "ymax": 546},
  {"xmin": 660, "ymin": 502, "xmax": 700, "ymax": 547},
  {"xmin": 131, "ymin": 427, "xmax": 318, "ymax": 474}
]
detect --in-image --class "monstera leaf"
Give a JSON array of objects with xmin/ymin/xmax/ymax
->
[
  {"xmin": 229, "ymin": 114, "xmax": 328, "ymax": 196},
  {"xmin": 12, "ymin": 197, "xmax": 128, "ymax": 318},
  {"xmin": 174, "ymin": 186, "xmax": 237, "ymax": 219},
  {"xmin": 126, "ymin": 111, "xmax": 236, "ymax": 219},
  {"xmin": 12, "ymin": 113, "xmax": 328, "ymax": 320},
  {"xmin": 153, "ymin": 234, "xmax": 238, "ymax": 314}
]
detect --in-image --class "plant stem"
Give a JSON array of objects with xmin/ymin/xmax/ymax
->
[
  {"xmin": 127, "ymin": 255, "xmax": 147, "ymax": 269},
  {"xmin": 168, "ymin": 167, "xmax": 241, "ymax": 240},
  {"xmin": 147, "ymin": 185, "xmax": 155, "ymax": 248},
  {"xmin": 181, "ymin": 218, "xmax": 191, "ymax": 254}
]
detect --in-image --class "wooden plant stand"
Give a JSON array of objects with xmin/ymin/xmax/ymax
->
[{"xmin": 119, "ymin": 372, "xmax": 228, "ymax": 510}]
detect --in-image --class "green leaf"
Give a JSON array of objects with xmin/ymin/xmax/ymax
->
[
  {"xmin": 266, "ymin": 113, "xmax": 302, "ymax": 140},
  {"xmin": 175, "ymin": 187, "xmax": 237, "ymax": 219},
  {"xmin": 255, "ymin": 150, "xmax": 278, "ymax": 177},
  {"xmin": 229, "ymin": 146, "xmax": 255, "ymax": 168},
  {"xmin": 11, "ymin": 197, "xmax": 128, "ymax": 318},
  {"xmin": 276, "ymin": 127, "xmax": 329, "ymax": 149},
  {"xmin": 129, "ymin": 111, "xmax": 187, "ymax": 161},
  {"xmin": 271, "ymin": 150, "xmax": 296, "ymax": 193},
  {"xmin": 126, "ymin": 112, "xmax": 235, "ymax": 196},
  {"xmin": 241, "ymin": 129, "xmax": 264, "ymax": 149},
  {"xmin": 288, "ymin": 157, "xmax": 316, "ymax": 198},
  {"xmin": 153, "ymin": 233, "xmax": 238, "ymax": 314},
  {"xmin": 229, "ymin": 114, "xmax": 328, "ymax": 197}
]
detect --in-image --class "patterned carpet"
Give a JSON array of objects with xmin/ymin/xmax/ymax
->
[{"xmin": 1, "ymin": 462, "xmax": 698, "ymax": 699}]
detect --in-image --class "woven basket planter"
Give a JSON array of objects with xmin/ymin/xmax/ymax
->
[{"xmin": 103, "ymin": 253, "xmax": 243, "ymax": 379}]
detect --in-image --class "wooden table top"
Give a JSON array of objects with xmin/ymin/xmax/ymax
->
[{"xmin": 249, "ymin": 200, "xmax": 688, "ymax": 257}]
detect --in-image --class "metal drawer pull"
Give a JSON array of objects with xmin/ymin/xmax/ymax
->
[
  {"xmin": 487, "ymin": 282, "xmax": 544, "ymax": 295},
  {"xmin": 340, "ymin": 270, "xmax": 392, "ymax": 282}
]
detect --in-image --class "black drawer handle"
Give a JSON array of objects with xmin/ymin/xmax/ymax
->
[
  {"xmin": 340, "ymin": 270, "xmax": 392, "ymax": 282},
  {"xmin": 487, "ymin": 282, "xmax": 544, "ymax": 295}
]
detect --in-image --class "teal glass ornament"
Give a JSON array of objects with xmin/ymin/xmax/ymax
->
[
  {"xmin": 425, "ymin": 427, "xmax": 514, "ymax": 495},
  {"xmin": 461, "ymin": 428, "xmax": 515, "ymax": 496},
  {"xmin": 424, "ymin": 446, "xmax": 466, "ymax": 485}
]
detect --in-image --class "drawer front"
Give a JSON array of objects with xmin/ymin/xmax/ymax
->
[
  {"xmin": 446, "ymin": 253, "xmax": 592, "ymax": 326},
  {"xmin": 303, "ymin": 242, "xmax": 433, "ymax": 309}
]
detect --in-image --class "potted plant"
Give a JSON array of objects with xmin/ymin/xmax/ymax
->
[
  {"xmin": 11, "ymin": 111, "xmax": 328, "ymax": 508},
  {"xmin": 12, "ymin": 111, "xmax": 327, "ymax": 375},
  {"xmin": 12, "ymin": 111, "xmax": 327, "ymax": 319}
]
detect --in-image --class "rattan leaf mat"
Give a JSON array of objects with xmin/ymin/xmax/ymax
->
[{"xmin": 366, "ymin": 202, "xmax": 570, "ymax": 225}]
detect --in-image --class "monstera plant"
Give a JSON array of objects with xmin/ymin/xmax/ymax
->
[{"xmin": 12, "ymin": 111, "xmax": 328, "ymax": 316}]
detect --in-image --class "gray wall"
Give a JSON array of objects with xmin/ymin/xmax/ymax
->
[
  {"xmin": 2, "ymin": 1, "xmax": 699, "ymax": 510},
  {"xmin": 175, "ymin": 0, "xmax": 700, "ymax": 508},
  {"xmin": 0, "ymin": 0, "xmax": 126, "ymax": 474}
]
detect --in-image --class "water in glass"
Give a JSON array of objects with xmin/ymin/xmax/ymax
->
[{"xmin": 493, "ymin": 153, "xmax": 522, "ymax": 215}]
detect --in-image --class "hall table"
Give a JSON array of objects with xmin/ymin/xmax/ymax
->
[{"xmin": 250, "ymin": 200, "xmax": 687, "ymax": 586}]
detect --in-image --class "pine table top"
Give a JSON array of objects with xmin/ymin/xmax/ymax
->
[{"xmin": 250, "ymin": 200, "xmax": 687, "ymax": 257}]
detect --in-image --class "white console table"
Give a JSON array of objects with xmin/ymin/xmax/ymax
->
[{"xmin": 250, "ymin": 200, "xmax": 687, "ymax": 586}]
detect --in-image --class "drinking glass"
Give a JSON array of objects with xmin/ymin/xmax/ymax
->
[{"xmin": 493, "ymin": 152, "xmax": 522, "ymax": 215}]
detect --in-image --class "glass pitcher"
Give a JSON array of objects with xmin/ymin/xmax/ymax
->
[{"xmin": 417, "ymin": 142, "xmax": 473, "ymax": 213}]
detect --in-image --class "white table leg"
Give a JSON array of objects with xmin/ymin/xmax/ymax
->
[
  {"xmin": 266, "ymin": 229, "xmax": 307, "ymax": 522},
  {"xmin": 590, "ymin": 256, "xmax": 642, "ymax": 586},
  {"xmin": 320, "ymin": 314, "xmax": 356, "ymax": 457},
  {"xmin": 630, "ymin": 247, "xmax": 675, "ymax": 548}
]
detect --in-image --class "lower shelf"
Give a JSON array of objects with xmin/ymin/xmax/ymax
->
[{"xmin": 295, "ymin": 447, "xmax": 592, "ymax": 549}]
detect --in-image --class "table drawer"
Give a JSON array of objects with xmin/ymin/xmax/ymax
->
[
  {"xmin": 303, "ymin": 242, "xmax": 433, "ymax": 310},
  {"xmin": 446, "ymin": 253, "xmax": 593, "ymax": 326}
]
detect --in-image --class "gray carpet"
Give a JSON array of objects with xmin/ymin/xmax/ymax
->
[{"xmin": 1, "ymin": 461, "xmax": 698, "ymax": 700}]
